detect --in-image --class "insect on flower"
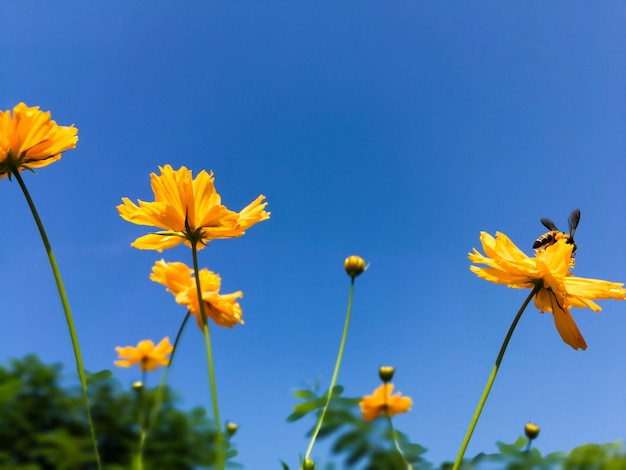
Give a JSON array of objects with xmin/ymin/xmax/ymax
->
[{"xmin": 533, "ymin": 208, "xmax": 581, "ymax": 255}]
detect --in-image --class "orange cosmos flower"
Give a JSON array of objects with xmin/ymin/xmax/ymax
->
[
  {"xmin": 114, "ymin": 337, "xmax": 173, "ymax": 372},
  {"xmin": 150, "ymin": 259, "xmax": 244, "ymax": 328},
  {"xmin": 0, "ymin": 102, "xmax": 78, "ymax": 179},
  {"xmin": 359, "ymin": 383, "xmax": 413, "ymax": 422},
  {"xmin": 469, "ymin": 232, "xmax": 626, "ymax": 350},
  {"xmin": 117, "ymin": 165, "xmax": 269, "ymax": 252}
]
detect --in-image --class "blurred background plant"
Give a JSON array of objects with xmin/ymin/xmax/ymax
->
[
  {"xmin": 450, "ymin": 437, "xmax": 625, "ymax": 470},
  {"xmin": 285, "ymin": 384, "xmax": 427, "ymax": 470},
  {"xmin": 0, "ymin": 355, "xmax": 239, "ymax": 470},
  {"xmin": 285, "ymin": 382, "xmax": 625, "ymax": 470},
  {"xmin": 0, "ymin": 355, "xmax": 623, "ymax": 469}
]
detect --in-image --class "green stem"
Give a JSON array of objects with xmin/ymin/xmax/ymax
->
[
  {"xmin": 133, "ymin": 375, "xmax": 146, "ymax": 470},
  {"xmin": 524, "ymin": 439, "xmax": 532, "ymax": 452},
  {"xmin": 191, "ymin": 243, "xmax": 224, "ymax": 470},
  {"xmin": 13, "ymin": 170, "xmax": 101, "ymax": 469},
  {"xmin": 137, "ymin": 311, "xmax": 192, "ymax": 469},
  {"xmin": 386, "ymin": 414, "xmax": 414, "ymax": 470},
  {"xmin": 139, "ymin": 368, "xmax": 147, "ymax": 430},
  {"xmin": 452, "ymin": 286, "xmax": 540, "ymax": 470},
  {"xmin": 303, "ymin": 277, "xmax": 356, "ymax": 464}
]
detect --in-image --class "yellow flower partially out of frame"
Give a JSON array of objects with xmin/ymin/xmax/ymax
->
[
  {"xmin": 117, "ymin": 165, "xmax": 270, "ymax": 252},
  {"xmin": 359, "ymin": 383, "xmax": 413, "ymax": 422},
  {"xmin": 0, "ymin": 102, "xmax": 78, "ymax": 179},
  {"xmin": 469, "ymin": 232, "xmax": 626, "ymax": 350},
  {"xmin": 150, "ymin": 260, "xmax": 244, "ymax": 329},
  {"xmin": 114, "ymin": 337, "xmax": 173, "ymax": 372}
]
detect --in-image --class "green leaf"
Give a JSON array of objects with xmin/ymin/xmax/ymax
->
[
  {"xmin": 87, "ymin": 369, "xmax": 113, "ymax": 382},
  {"xmin": 331, "ymin": 430, "xmax": 364, "ymax": 453},
  {"xmin": 345, "ymin": 442, "xmax": 369, "ymax": 466},
  {"xmin": 293, "ymin": 389, "xmax": 318, "ymax": 401}
]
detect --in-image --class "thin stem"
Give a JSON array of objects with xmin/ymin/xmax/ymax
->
[
  {"xmin": 386, "ymin": 414, "xmax": 414, "ymax": 470},
  {"xmin": 191, "ymin": 243, "xmax": 225, "ymax": 470},
  {"xmin": 133, "ymin": 376, "xmax": 146, "ymax": 470},
  {"xmin": 13, "ymin": 170, "xmax": 101, "ymax": 469},
  {"xmin": 452, "ymin": 285, "xmax": 540, "ymax": 470},
  {"xmin": 303, "ymin": 277, "xmax": 356, "ymax": 463},
  {"xmin": 137, "ymin": 311, "xmax": 192, "ymax": 467},
  {"xmin": 524, "ymin": 439, "xmax": 532, "ymax": 452},
  {"xmin": 139, "ymin": 368, "xmax": 147, "ymax": 430}
]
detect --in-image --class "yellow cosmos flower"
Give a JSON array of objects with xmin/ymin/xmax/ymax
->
[
  {"xmin": 117, "ymin": 165, "xmax": 270, "ymax": 252},
  {"xmin": 359, "ymin": 383, "xmax": 413, "ymax": 422},
  {"xmin": 114, "ymin": 337, "xmax": 173, "ymax": 372},
  {"xmin": 0, "ymin": 102, "xmax": 78, "ymax": 179},
  {"xmin": 150, "ymin": 259, "xmax": 244, "ymax": 328},
  {"xmin": 469, "ymin": 232, "xmax": 626, "ymax": 350}
]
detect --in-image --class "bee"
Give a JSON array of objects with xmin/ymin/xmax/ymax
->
[{"xmin": 533, "ymin": 208, "xmax": 581, "ymax": 254}]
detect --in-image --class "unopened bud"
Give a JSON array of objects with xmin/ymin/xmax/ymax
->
[
  {"xmin": 378, "ymin": 366, "xmax": 395, "ymax": 383},
  {"xmin": 132, "ymin": 381, "xmax": 144, "ymax": 392},
  {"xmin": 344, "ymin": 255, "xmax": 366, "ymax": 278},
  {"xmin": 302, "ymin": 458, "xmax": 315, "ymax": 470},
  {"xmin": 226, "ymin": 421, "xmax": 238, "ymax": 436},
  {"xmin": 524, "ymin": 422, "xmax": 540, "ymax": 440}
]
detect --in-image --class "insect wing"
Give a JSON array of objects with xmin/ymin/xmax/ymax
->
[
  {"xmin": 568, "ymin": 208, "xmax": 581, "ymax": 238},
  {"xmin": 540, "ymin": 218, "xmax": 559, "ymax": 231}
]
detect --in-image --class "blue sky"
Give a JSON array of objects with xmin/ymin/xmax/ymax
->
[{"xmin": 2, "ymin": 2, "xmax": 625, "ymax": 468}]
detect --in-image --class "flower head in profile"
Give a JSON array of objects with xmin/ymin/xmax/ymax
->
[
  {"xmin": 0, "ymin": 103, "xmax": 78, "ymax": 179},
  {"xmin": 150, "ymin": 260, "xmax": 244, "ymax": 328},
  {"xmin": 114, "ymin": 337, "xmax": 173, "ymax": 372},
  {"xmin": 117, "ymin": 165, "xmax": 270, "ymax": 252},
  {"xmin": 359, "ymin": 383, "xmax": 412, "ymax": 422},
  {"xmin": 469, "ymin": 232, "xmax": 626, "ymax": 350}
]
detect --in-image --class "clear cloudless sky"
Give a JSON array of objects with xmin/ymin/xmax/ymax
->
[{"xmin": 1, "ymin": 2, "xmax": 625, "ymax": 468}]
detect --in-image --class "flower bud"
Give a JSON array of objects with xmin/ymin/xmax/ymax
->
[
  {"xmin": 132, "ymin": 381, "xmax": 144, "ymax": 392},
  {"xmin": 226, "ymin": 421, "xmax": 238, "ymax": 436},
  {"xmin": 302, "ymin": 458, "xmax": 315, "ymax": 470},
  {"xmin": 524, "ymin": 422, "xmax": 540, "ymax": 440},
  {"xmin": 344, "ymin": 255, "xmax": 366, "ymax": 278},
  {"xmin": 378, "ymin": 366, "xmax": 395, "ymax": 383}
]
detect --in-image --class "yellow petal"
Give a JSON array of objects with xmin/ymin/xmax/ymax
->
[
  {"xmin": 469, "ymin": 231, "xmax": 626, "ymax": 349},
  {"xmin": 0, "ymin": 103, "xmax": 78, "ymax": 178},
  {"xmin": 130, "ymin": 232, "xmax": 186, "ymax": 252},
  {"xmin": 551, "ymin": 300, "xmax": 587, "ymax": 351},
  {"xmin": 118, "ymin": 165, "xmax": 269, "ymax": 251},
  {"xmin": 114, "ymin": 337, "xmax": 173, "ymax": 372},
  {"xmin": 359, "ymin": 383, "xmax": 412, "ymax": 422},
  {"xmin": 151, "ymin": 260, "xmax": 245, "ymax": 329}
]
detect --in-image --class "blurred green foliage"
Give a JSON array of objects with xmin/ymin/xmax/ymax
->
[
  {"xmin": 286, "ymin": 384, "xmax": 428, "ymax": 469},
  {"xmin": 0, "ymin": 355, "xmax": 237, "ymax": 470},
  {"xmin": 286, "ymin": 384, "xmax": 625, "ymax": 470},
  {"xmin": 452, "ymin": 437, "xmax": 626, "ymax": 470},
  {"xmin": 0, "ymin": 356, "xmax": 623, "ymax": 469},
  {"xmin": 458, "ymin": 436, "xmax": 566, "ymax": 469}
]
